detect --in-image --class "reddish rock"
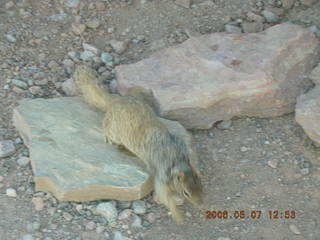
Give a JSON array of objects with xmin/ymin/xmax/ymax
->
[{"xmin": 116, "ymin": 23, "xmax": 320, "ymax": 129}]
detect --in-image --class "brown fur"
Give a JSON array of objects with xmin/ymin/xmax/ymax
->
[{"xmin": 74, "ymin": 64, "xmax": 203, "ymax": 223}]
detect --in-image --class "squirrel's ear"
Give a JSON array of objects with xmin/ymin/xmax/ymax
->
[{"xmin": 177, "ymin": 171, "xmax": 185, "ymax": 181}]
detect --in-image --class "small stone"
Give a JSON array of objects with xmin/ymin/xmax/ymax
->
[
  {"xmin": 11, "ymin": 79, "xmax": 28, "ymax": 89},
  {"xmin": 132, "ymin": 200, "xmax": 146, "ymax": 215},
  {"xmin": 261, "ymin": 10, "xmax": 278, "ymax": 23},
  {"xmin": 0, "ymin": 184, "xmax": 3, "ymax": 189},
  {"xmin": 0, "ymin": 176, "xmax": 3, "ymax": 182},
  {"xmin": 96, "ymin": 202, "xmax": 118, "ymax": 222},
  {"xmin": 62, "ymin": 212, "xmax": 73, "ymax": 221},
  {"xmin": 96, "ymin": 226, "xmax": 105, "ymax": 234},
  {"xmin": 29, "ymin": 86, "xmax": 43, "ymax": 95},
  {"xmin": 146, "ymin": 212, "xmax": 156, "ymax": 223},
  {"xmin": 0, "ymin": 140, "xmax": 15, "ymax": 158},
  {"xmin": 113, "ymin": 231, "xmax": 124, "ymax": 240},
  {"xmin": 5, "ymin": 1, "xmax": 15, "ymax": 9},
  {"xmin": 267, "ymin": 159, "xmax": 278, "ymax": 169},
  {"xmin": 6, "ymin": 188, "xmax": 17, "ymax": 197},
  {"xmin": 131, "ymin": 215, "xmax": 142, "ymax": 228},
  {"xmin": 32, "ymin": 197, "xmax": 45, "ymax": 211},
  {"xmin": 62, "ymin": 78, "xmax": 79, "ymax": 96},
  {"xmin": 22, "ymin": 234, "xmax": 34, "ymax": 240},
  {"xmin": 185, "ymin": 211, "xmax": 192, "ymax": 217},
  {"xmin": 48, "ymin": 13, "xmax": 68, "ymax": 21},
  {"xmin": 71, "ymin": 23, "xmax": 86, "ymax": 35},
  {"xmin": 67, "ymin": 51, "xmax": 79, "ymax": 61},
  {"xmin": 109, "ymin": 40, "xmax": 129, "ymax": 55},
  {"xmin": 48, "ymin": 60, "xmax": 60, "ymax": 71},
  {"xmin": 282, "ymin": 0, "xmax": 295, "ymax": 9},
  {"xmin": 86, "ymin": 18, "xmax": 100, "ymax": 29},
  {"xmin": 64, "ymin": 0, "xmax": 80, "ymax": 8},
  {"xmin": 300, "ymin": 168, "xmax": 309, "ymax": 175},
  {"xmin": 107, "ymin": 27, "xmax": 115, "ymax": 34},
  {"xmin": 101, "ymin": 52, "xmax": 113, "ymax": 63},
  {"xmin": 17, "ymin": 156, "xmax": 30, "ymax": 167},
  {"xmin": 307, "ymin": 25, "xmax": 318, "ymax": 33},
  {"xmin": 83, "ymin": 43, "xmax": 99, "ymax": 55},
  {"xmin": 32, "ymin": 222, "xmax": 41, "ymax": 231},
  {"xmin": 6, "ymin": 34, "xmax": 17, "ymax": 43},
  {"xmin": 175, "ymin": 0, "xmax": 191, "ymax": 8},
  {"xmin": 96, "ymin": 1, "xmax": 106, "ymax": 11},
  {"xmin": 225, "ymin": 24, "xmax": 242, "ymax": 33},
  {"xmin": 300, "ymin": 0, "xmax": 317, "ymax": 6},
  {"xmin": 289, "ymin": 224, "xmax": 301, "ymax": 235},
  {"xmin": 217, "ymin": 120, "xmax": 232, "ymax": 130},
  {"xmin": 80, "ymin": 51, "xmax": 96, "ymax": 61},
  {"xmin": 240, "ymin": 146, "xmax": 248, "ymax": 153},
  {"xmin": 217, "ymin": 237, "xmax": 230, "ymax": 240},
  {"xmin": 13, "ymin": 86, "xmax": 25, "ymax": 93},
  {"xmin": 247, "ymin": 11, "xmax": 264, "ymax": 22},
  {"xmin": 117, "ymin": 201, "xmax": 131, "ymax": 209},
  {"xmin": 85, "ymin": 221, "xmax": 96, "ymax": 231},
  {"xmin": 241, "ymin": 21, "xmax": 264, "ymax": 33},
  {"xmin": 118, "ymin": 209, "xmax": 133, "ymax": 220}
]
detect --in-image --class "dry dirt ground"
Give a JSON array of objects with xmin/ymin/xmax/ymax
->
[{"xmin": 0, "ymin": 0, "xmax": 320, "ymax": 240}]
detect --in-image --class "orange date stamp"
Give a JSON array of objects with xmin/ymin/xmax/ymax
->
[{"xmin": 205, "ymin": 210, "xmax": 296, "ymax": 220}]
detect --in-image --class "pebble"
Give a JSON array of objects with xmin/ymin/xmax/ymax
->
[
  {"xmin": 0, "ymin": 183, "xmax": 3, "ymax": 189},
  {"xmin": 62, "ymin": 212, "xmax": 73, "ymax": 221},
  {"xmin": 62, "ymin": 78, "xmax": 79, "ymax": 96},
  {"xmin": 282, "ymin": 0, "xmax": 295, "ymax": 9},
  {"xmin": 64, "ymin": 0, "xmax": 80, "ymax": 8},
  {"xmin": 101, "ymin": 52, "xmax": 113, "ymax": 63},
  {"xmin": 22, "ymin": 234, "xmax": 34, "ymax": 240},
  {"xmin": 113, "ymin": 231, "xmax": 125, "ymax": 240},
  {"xmin": 48, "ymin": 14, "xmax": 67, "ymax": 21},
  {"xmin": 289, "ymin": 224, "xmax": 301, "ymax": 235},
  {"xmin": 96, "ymin": 1, "xmax": 106, "ymax": 11},
  {"xmin": 31, "ymin": 197, "xmax": 45, "ymax": 211},
  {"xmin": 307, "ymin": 25, "xmax": 318, "ymax": 33},
  {"xmin": 131, "ymin": 214, "xmax": 142, "ymax": 228},
  {"xmin": 85, "ymin": 221, "xmax": 96, "ymax": 231},
  {"xmin": 83, "ymin": 43, "xmax": 100, "ymax": 55},
  {"xmin": 224, "ymin": 24, "xmax": 242, "ymax": 33},
  {"xmin": 217, "ymin": 120, "xmax": 232, "ymax": 130},
  {"xmin": 217, "ymin": 237, "xmax": 230, "ymax": 240},
  {"xmin": 11, "ymin": 79, "xmax": 28, "ymax": 89},
  {"xmin": 71, "ymin": 23, "xmax": 86, "ymax": 35},
  {"xmin": 29, "ymin": 86, "xmax": 43, "ymax": 95},
  {"xmin": 0, "ymin": 140, "xmax": 16, "ymax": 158},
  {"xmin": 118, "ymin": 209, "xmax": 133, "ymax": 220},
  {"xmin": 240, "ymin": 146, "xmax": 248, "ymax": 153},
  {"xmin": 96, "ymin": 226, "xmax": 105, "ymax": 234},
  {"xmin": 6, "ymin": 34, "xmax": 17, "ymax": 43},
  {"xmin": 17, "ymin": 156, "xmax": 30, "ymax": 167},
  {"xmin": 146, "ymin": 212, "xmax": 156, "ymax": 223},
  {"xmin": 0, "ymin": 176, "xmax": 3, "ymax": 182},
  {"xmin": 5, "ymin": 1, "xmax": 15, "ymax": 9},
  {"xmin": 6, "ymin": 188, "xmax": 17, "ymax": 197},
  {"xmin": 96, "ymin": 202, "xmax": 118, "ymax": 222},
  {"xmin": 261, "ymin": 10, "xmax": 278, "ymax": 23},
  {"xmin": 241, "ymin": 21, "xmax": 264, "ymax": 33},
  {"xmin": 117, "ymin": 201, "xmax": 131, "ymax": 209},
  {"xmin": 300, "ymin": 168, "xmax": 309, "ymax": 175},
  {"xmin": 132, "ymin": 200, "xmax": 146, "ymax": 215},
  {"xmin": 80, "ymin": 51, "xmax": 96, "ymax": 61},
  {"xmin": 267, "ymin": 159, "xmax": 278, "ymax": 169},
  {"xmin": 86, "ymin": 18, "xmax": 100, "ymax": 29},
  {"xmin": 175, "ymin": 0, "xmax": 191, "ymax": 8},
  {"xmin": 300, "ymin": 0, "xmax": 317, "ymax": 6},
  {"xmin": 246, "ymin": 11, "xmax": 264, "ymax": 22},
  {"xmin": 109, "ymin": 40, "xmax": 129, "ymax": 55}
]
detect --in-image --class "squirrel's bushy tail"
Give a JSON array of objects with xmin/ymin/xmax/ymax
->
[{"xmin": 73, "ymin": 65, "xmax": 116, "ymax": 111}]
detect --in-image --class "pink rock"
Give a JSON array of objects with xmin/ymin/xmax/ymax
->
[{"xmin": 116, "ymin": 23, "xmax": 320, "ymax": 129}]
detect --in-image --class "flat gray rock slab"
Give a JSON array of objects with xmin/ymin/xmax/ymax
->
[
  {"xmin": 116, "ymin": 23, "xmax": 320, "ymax": 129},
  {"xmin": 12, "ymin": 97, "xmax": 195, "ymax": 202}
]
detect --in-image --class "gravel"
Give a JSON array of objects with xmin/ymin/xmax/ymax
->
[
  {"xmin": 96, "ymin": 202, "xmax": 118, "ymax": 222},
  {"xmin": 0, "ymin": 140, "xmax": 16, "ymax": 158}
]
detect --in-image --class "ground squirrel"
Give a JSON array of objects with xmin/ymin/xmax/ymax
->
[{"xmin": 74, "ymin": 65, "xmax": 203, "ymax": 223}]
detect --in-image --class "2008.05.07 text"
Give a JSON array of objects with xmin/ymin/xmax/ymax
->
[{"xmin": 205, "ymin": 210, "xmax": 296, "ymax": 220}]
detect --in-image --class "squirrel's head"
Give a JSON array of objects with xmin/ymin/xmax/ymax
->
[{"xmin": 173, "ymin": 170, "xmax": 203, "ymax": 205}]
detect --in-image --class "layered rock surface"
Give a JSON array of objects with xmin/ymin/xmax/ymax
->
[
  {"xmin": 116, "ymin": 23, "xmax": 320, "ymax": 129},
  {"xmin": 12, "ymin": 97, "xmax": 196, "ymax": 202}
]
